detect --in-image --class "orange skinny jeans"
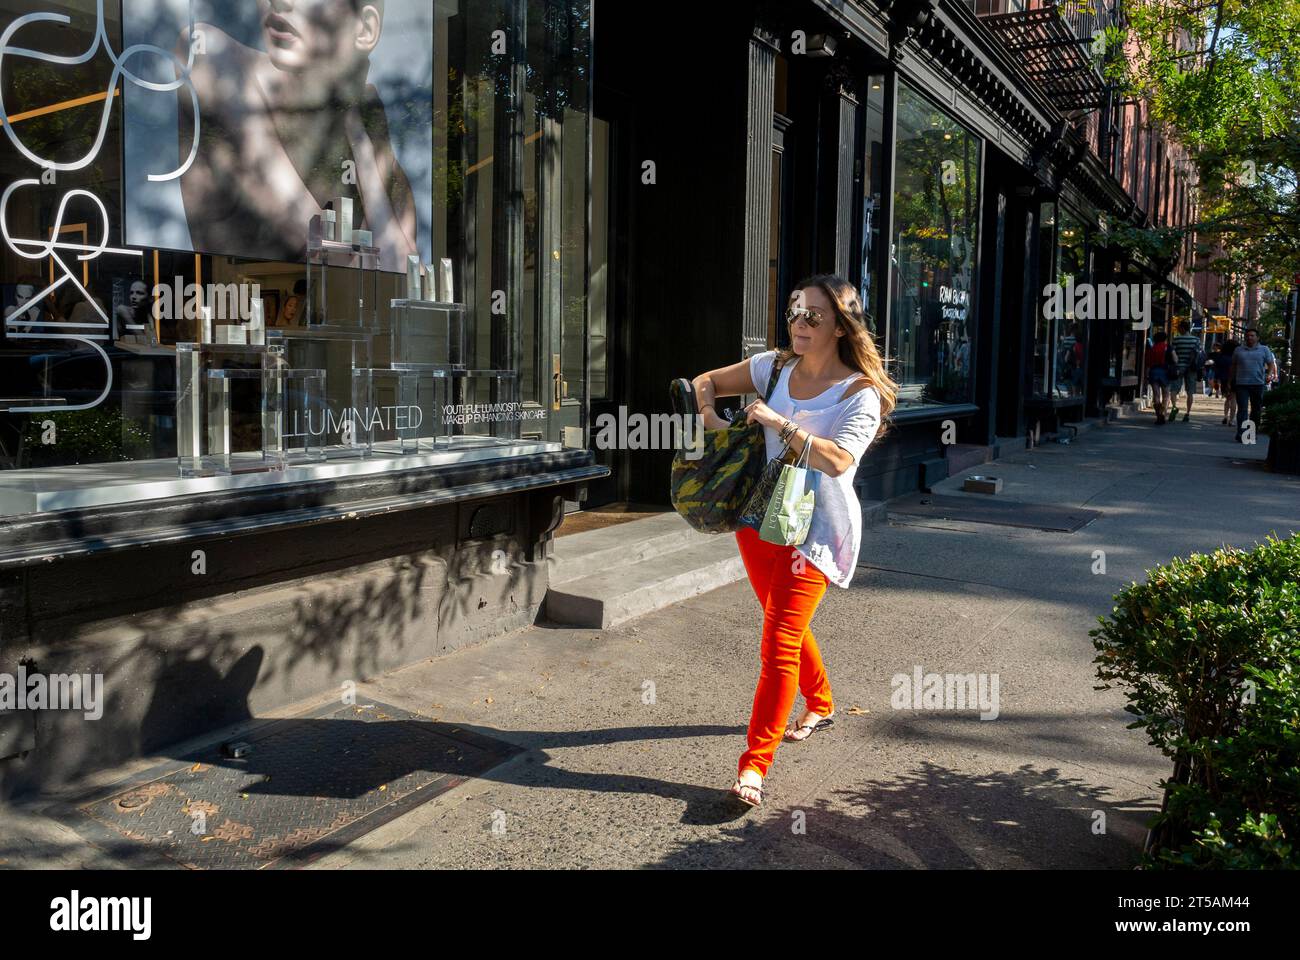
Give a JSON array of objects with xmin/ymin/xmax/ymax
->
[{"xmin": 734, "ymin": 524, "xmax": 833, "ymax": 779}]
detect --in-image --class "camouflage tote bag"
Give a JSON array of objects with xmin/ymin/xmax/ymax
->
[{"xmin": 669, "ymin": 358, "xmax": 783, "ymax": 534}]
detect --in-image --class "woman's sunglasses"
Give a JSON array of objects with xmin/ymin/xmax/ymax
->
[{"xmin": 785, "ymin": 306, "xmax": 825, "ymax": 328}]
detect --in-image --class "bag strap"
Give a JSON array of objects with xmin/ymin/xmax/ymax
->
[
  {"xmin": 794, "ymin": 436, "xmax": 812, "ymax": 470},
  {"xmin": 762, "ymin": 354, "xmax": 785, "ymax": 402}
]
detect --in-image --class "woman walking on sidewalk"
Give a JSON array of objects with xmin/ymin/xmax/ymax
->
[
  {"xmin": 1145, "ymin": 331, "xmax": 1172, "ymax": 425},
  {"xmin": 689, "ymin": 274, "xmax": 896, "ymax": 807},
  {"xmin": 1218, "ymin": 339, "xmax": 1239, "ymax": 425}
]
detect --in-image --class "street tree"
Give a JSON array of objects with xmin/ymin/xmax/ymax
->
[{"xmin": 1107, "ymin": 0, "xmax": 1300, "ymax": 290}]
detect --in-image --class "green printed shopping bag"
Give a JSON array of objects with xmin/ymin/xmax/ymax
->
[{"xmin": 756, "ymin": 440, "xmax": 817, "ymax": 546}]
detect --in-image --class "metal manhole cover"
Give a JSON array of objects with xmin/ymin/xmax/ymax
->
[{"xmin": 58, "ymin": 701, "xmax": 521, "ymax": 870}]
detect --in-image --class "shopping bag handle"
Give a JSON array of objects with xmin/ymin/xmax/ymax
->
[{"xmin": 793, "ymin": 433, "xmax": 812, "ymax": 470}]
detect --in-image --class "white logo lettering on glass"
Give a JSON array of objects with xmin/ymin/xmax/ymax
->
[
  {"xmin": 0, "ymin": 0, "xmax": 200, "ymax": 413},
  {"xmin": 0, "ymin": 1, "xmax": 199, "ymax": 180}
]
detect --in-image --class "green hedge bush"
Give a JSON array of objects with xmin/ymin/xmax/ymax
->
[
  {"xmin": 1091, "ymin": 534, "xmax": 1300, "ymax": 868},
  {"xmin": 1261, "ymin": 381, "xmax": 1300, "ymax": 407},
  {"xmin": 1262, "ymin": 399, "xmax": 1300, "ymax": 439},
  {"xmin": 1262, "ymin": 381, "xmax": 1300, "ymax": 438}
]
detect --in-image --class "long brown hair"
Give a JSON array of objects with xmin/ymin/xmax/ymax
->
[{"xmin": 778, "ymin": 273, "xmax": 897, "ymax": 427}]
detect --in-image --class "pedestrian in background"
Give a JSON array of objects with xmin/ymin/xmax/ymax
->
[
  {"xmin": 1206, "ymin": 341, "xmax": 1226, "ymax": 399},
  {"xmin": 1145, "ymin": 331, "xmax": 1172, "ymax": 425},
  {"xmin": 1217, "ymin": 339, "xmax": 1238, "ymax": 423},
  {"xmin": 1169, "ymin": 320, "xmax": 1202, "ymax": 422},
  {"xmin": 1227, "ymin": 329, "xmax": 1278, "ymax": 442},
  {"xmin": 1141, "ymin": 333, "xmax": 1154, "ymax": 405}
]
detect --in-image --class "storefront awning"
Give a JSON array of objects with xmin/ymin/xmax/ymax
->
[{"xmin": 979, "ymin": 5, "xmax": 1111, "ymax": 112}]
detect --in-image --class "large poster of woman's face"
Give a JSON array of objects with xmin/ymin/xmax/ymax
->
[{"xmin": 122, "ymin": 0, "xmax": 433, "ymax": 273}]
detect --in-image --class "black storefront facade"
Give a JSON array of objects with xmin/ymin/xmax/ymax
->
[
  {"xmin": 590, "ymin": 0, "xmax": 1172, "ymax": 505},
  {"xmin": 0, "ymin": 0, "xmax": 1202, "ymax": 796},
  {"xmin": 0, "ymin": 0, "xmax": 603, "ymax": 796}
]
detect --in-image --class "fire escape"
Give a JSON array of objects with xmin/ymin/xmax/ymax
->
[{"xmin": 971, "ymin": 1, "xmax": 1123, "ymax": 181}]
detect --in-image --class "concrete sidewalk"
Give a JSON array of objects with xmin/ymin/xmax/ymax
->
[{"xmin": 3, "ymin": 403, "xmax": 1296, "ymax": 869}]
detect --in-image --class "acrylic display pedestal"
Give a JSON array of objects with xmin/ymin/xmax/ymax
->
[
  {"xmin": 350, "ymin": 366, "xmax": 520, "ymax": 453},
  {"xmin": 267, "ymin": 326, "xmax": 373, "ymax": 459},
  {"xmin": 281, "ymin": 368, "xmax": 328, "ymax": 464},
  {"xmin": 176, "ymin": 342, "xmax": 284, "ymax": 478},
  {"xmin": 352, "ymin": 365, "xmax": 451, "ymax": 455},
  {"xmin": 305, "ymin": 236, "xmax": 381, "ymax": 329},
  {"xmin": 343, "ymin": 297, "xmax": 481, "ymax": 453},
  {"xmin": 389, "ymin": 299, "xmax": 467, "ymax": 368},
  {"xmin": 443, "ymin": 368, "xmax": 522, "ymax": 444},
  {"xmin": 267, "ymin": 326, "xmax": 372, "ymax": 372}
]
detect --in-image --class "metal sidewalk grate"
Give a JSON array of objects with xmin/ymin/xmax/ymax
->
[{"xmin": 58, "ymin": 701, "xmax": 521, "ymax": 869}]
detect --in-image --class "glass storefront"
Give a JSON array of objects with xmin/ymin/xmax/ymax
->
[
  {"xmin": 1033, "ymin": 201, "xmax": 1088, "ymax": 400},
  {"xmin": 1102, "ymin": 257, "xmax": 1142, "ymax": 387},
  {"xmin": 1032, "ymin": 201, "xmax": 1055, "ymax": 397},
  {"xmin": 1053, "ymin": 206, "xmax": 1088, "ymax": 399},
  {"xmin": 886, "ymin": 80, "xmax": 982, "ymax": 410},
  {"xmin": 859, "ymin": 74, "xmax": 886, "ymax": 330},
  {"xmin": 0, "ymin": 0, "xmax": 590, "ymax": 513}
]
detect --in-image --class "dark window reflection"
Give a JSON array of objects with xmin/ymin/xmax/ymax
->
[{"xmin": 888, "ymin": 81, "xmax": 981, "ymax": 409}]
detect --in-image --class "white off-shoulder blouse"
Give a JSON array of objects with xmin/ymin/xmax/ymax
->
[{"xmin": 748, "ymin": 350, "xmax": 882, "ymax": 588}]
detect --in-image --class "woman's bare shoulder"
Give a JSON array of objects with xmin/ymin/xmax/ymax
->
[
  {"xmin": 841, "ymin": 375, "xmax": 877, "ymax": 400},
  {"xmin": 837, "ymin": 374, "xmax": 878, "ymax": 403}
]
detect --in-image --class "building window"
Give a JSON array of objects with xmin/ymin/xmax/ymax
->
[
  {"xmin": 886, "ymin": 80, "xmax": 982, "ymax": 410},
  {"xmin": 0, "ymin": 0, "xmax": 591, "ymax": 514},
  {"xmin": 1132, "ymin": 109, "xmax": 1143, "ymax": 203},
  {"xmin": 1104, "ymin": 261, "xmax": 1142, "ymax": 384},
  {"xmin": 1052, "ymin": 207, "xmax": 1088, "ymax": 399},
  {"xmin": 1033, "ymin": 203, "xmax": 1089, "ymax": 400},
  {"xmin": 1032, "ymin": 201, "xmax": 1056, "ymax": 397},
  {"xmin": 859, "ymin": 74, "xmax": 887, "ymax": 329}
]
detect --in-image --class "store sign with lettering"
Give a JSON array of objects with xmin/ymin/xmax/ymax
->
[
  {"xmin": 0, "ymin": 0, "xmax": 198, "ymax": 413},
  {"xmin": 284, "ymin": 405, "xmax": 424, "ymax": 442},
  {"xmin": 442, "ymin": 403, "xmax": 547, "ymax": 426},
  {"xmin": 938, "ymin": 285, "xmax": 969, "ymax": 323}
]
